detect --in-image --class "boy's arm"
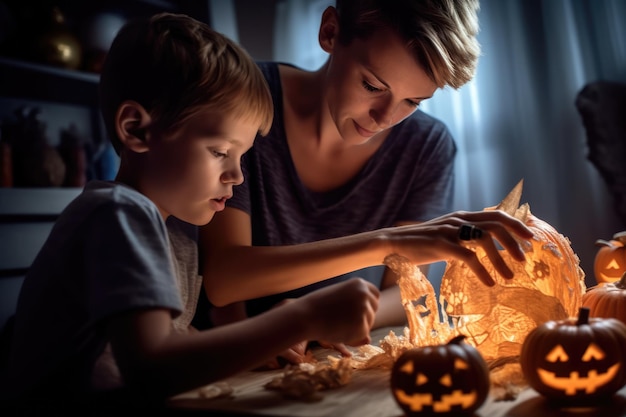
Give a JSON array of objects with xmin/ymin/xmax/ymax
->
[{"xmin": 107, "ymin": 278, "xmax": 378, "ymax": 398}]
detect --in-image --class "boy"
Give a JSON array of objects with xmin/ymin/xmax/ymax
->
[{"xmin": 0, "ymin": 12, "xmax": 379, "ymax": 412}]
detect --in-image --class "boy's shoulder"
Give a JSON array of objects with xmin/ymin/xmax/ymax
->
[
  {"xmin": 64, "ymin": 181, "xmax": 161, "ymax": 225},
  {"xmin": 80, "ymin": 181, "xmax": 153, "ymax": 207}
]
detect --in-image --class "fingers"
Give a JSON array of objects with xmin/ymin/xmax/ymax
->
[
  {"xmin": 264, "ymin": 342, "xmax": 308, "ymax": 369},
  {"xmin": 455, "ymin": 248, "xmax": 496, "ymax": 286},
  {"xmin": 461, "ymin": 209, "xmax": 533, "ymax": 244},
  {"xmin": 414, "ymin": 209, "xmax": 535, "ymax": 287},
  {"xmin": 364, "ymin": 281, "xmax": 380, "ymax": 328},
  {"xmin": 478, "ymin": 221, "xmax": 526, "ymax": 263},
  {"xmin": 318, "ymin": 341, "xmax": 353, "ymax": 356},
  {"xmin": 279, "ymin": 346, "xmax": 307, "ymax": 364},
  {"xmin": 302, "ymin": 278, "xmax": 379, "ymax": 348},
  {"xmin": 453, "ymin": 211, "xmax": 534, "ymax": 284},
  {"xmin": 332, "ymin": 342, "xmax": 352, "ymax": 356},
  {"xmin": 478, "ymin": 232, "xmax": 515, "ymax": 279}
]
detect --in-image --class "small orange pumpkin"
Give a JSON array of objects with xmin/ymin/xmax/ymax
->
[
  {"xmin": 582, "ymin": 272, "xmax": 626, "ymax": 324},
  {"xmin": 594, "ymin": 231, "xmax": 626, "ymax": 283},
  {"xmin": 520, "ymin": 307, "xmax": 626, "ymax": 405},
  {"xmin": 390, "ymin": 335, "xmax": 490, "ymax": 416}
]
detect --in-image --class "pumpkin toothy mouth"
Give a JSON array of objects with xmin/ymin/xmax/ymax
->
[
  {"xmin": 393, "ymin": 389, "xmax": 477, "ymax": 412},
  {"xmin": 537, "ymin": 363, "xmax": 621, "ymax": 395}
]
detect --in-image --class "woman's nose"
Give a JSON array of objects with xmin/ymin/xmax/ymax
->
[{"xmin": 370, "ymin": 101, "xmax": 395, "ymax": 128}]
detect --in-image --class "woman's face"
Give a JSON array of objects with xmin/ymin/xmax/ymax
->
[{"xmin": 323, "ymin": 25, "xmax": 438, "ymax": 145}]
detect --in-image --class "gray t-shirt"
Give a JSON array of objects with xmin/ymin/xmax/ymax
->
[
  {"xmin": 227, "ymin": 62, "xmax": 456, "ymax": 316},
  {"xmin": 2, "ymin": 181, "xmax": 183, "ymax": 400}
]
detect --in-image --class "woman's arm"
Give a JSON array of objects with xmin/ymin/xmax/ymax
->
[
  {"xmin": 200, "ymin": 207, "xmax": 533, "ymax": 307},
  {"xmin": 200, "ymin": 207, "xmax": 388, "ymax": 306}
]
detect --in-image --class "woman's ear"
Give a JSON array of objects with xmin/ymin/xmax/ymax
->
[
  {"xmin": 115, "ymin": 100, "xmax": 152, "ymax": 153},
  {"xmin": 319, "ymin": 6, "xmax": 339, "ymax": 53}
]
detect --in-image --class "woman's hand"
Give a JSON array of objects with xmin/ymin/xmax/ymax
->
[{"xmin": 388, "ymin": 210, "xmax": 534, "ymax": 286}]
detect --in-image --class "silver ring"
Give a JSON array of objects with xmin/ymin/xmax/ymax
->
[{"xmin": 459, "ymin": 224, "xmax": 483, "ymax": 241}]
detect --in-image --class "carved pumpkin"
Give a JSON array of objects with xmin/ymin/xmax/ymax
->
[
  {"xmin": 594, "ymin": 231, "xmax": 626, "ymax": 283},
  {"xmin": 440, "ymin": 180, "xmax": 586, "ymax": 361},
  {"xmin": 582, "ymin": 272, "xmax": 626, "ymax": 324},
  {"xmin": 520, "ymin": 307, "xmax": 626, "ymax": 405},
  {"xmin": 390, "ymin": 335, "xmax": 489, "ymax": 416}
]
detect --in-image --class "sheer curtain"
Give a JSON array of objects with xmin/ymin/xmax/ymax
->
[
  {"xmin": 271, "ymin": 0, "xmax": 626, "ymax": 283},
  {"xmin": 273, "ymin": 0, "xmax": 334, "ymax": 69}
]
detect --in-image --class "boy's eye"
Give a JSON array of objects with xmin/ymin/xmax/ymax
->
[
  {"xmin": 210, "ymin": 149, "xmax": 228, "ymax": 158},
  {"xmin": 362, "ymin": 81, "xmax": 381, "ymax": 92}
]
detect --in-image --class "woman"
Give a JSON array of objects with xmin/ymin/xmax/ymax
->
[{"xmin": 199, "ymin": 0, "xmax": 532, "ymax": 363}]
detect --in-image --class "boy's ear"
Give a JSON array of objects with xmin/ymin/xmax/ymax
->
[
  {"xmin": 319, "ymin": 6, "xmax": 339, "ymax": 53},
  {"xmin": 115, "ymin": 100, "xmax": 152, "ymax": 153}
]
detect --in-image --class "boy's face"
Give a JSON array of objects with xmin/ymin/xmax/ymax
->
[
  {"xmin": 140, "ymin": 110, "xmax": 257, "ymax": 226},
  {"xmin": 324, "ymin": 27, "xmax": 438, "ymax": 145}
]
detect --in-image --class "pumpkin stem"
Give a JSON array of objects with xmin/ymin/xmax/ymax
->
[
  {"xmin": 595, "ymin": 239, "xmax": 613, "ymax": 247},
  {"xmin": 618, "ymin": 272, "xmax": 626, "ymax": 289},
  {"xmin": 613, "ymin": 231, "xmax": 626, "ymax": 244},
  {"xmin": 448, "ymin": 334, "xmax": 467, "ymax": 345},
  {"xmin": 577, "ymin": 307, "xmax": 590, "ymax": 325}
]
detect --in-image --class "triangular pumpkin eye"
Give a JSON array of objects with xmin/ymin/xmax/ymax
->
[
  {"xmin": 400, "ymin": 360, "xmax": 414, "ymax": 374},
  {"xmin": 545, "ymin": 345, "xmax": 569, "ymax": 362},
  {"xmin": 606, "ymin": 259, "xmax": 621, "ymax": 270},
  {"xmin": 416, "ymin": 373, "xmax": 428, "ymax": 385},
  {"xmin": 454, "ymin": 358, "xmax": 469, "ymax": 370},
  {"xmin": 582, "ymin": 343, "xmax": 605, "ymax": 361},
  {"xmin": 439, "ymin": 374, "xmax": 452, "ymax": 387}
]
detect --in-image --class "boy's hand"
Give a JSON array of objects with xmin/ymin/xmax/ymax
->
[
  {"xmin": 261, "ymin": 340, "xmax": 308, "ymax": 369},
  {"xmin": 317, "ymin": 340, "xmax": 352, "ymax": 357},
  {"xmin": 303, "ymin": 278, "xmax": 380, "ymax": 347},
  {"xmin": 260, "ymin": 298, "xmax": 309, "ymax": 368}
]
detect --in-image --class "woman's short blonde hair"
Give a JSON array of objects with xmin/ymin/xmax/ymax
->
[
  {"xmin": 335, "ymin": 0, "xmax": 481, "ymax": 89},
  {"xmin": 99, "ymin": 12, "xmax": 273, "ymax": 154}
]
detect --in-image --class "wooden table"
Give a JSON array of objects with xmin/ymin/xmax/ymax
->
[{"xmin": 167, "ymin": 327, "xmax": 626, "ymax": 417}]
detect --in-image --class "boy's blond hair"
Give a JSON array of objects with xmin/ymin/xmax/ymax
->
[
  {"xmin": 99, "ymin": 13, "xmax": 273, "ymax": 154},
  {"xmin": 335, "ymin": 0, "xmax": 481, "ymax": 89}
]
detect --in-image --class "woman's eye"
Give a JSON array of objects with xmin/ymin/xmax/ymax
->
[
  {"xmin": 362, "ymin": 81, "xmax": 381, "ymax": 92},
  {"xmin": 406, "ymin": 99, "xmax": 420, "ymax": 108}
]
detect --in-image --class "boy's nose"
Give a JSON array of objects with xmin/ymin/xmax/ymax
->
[{"xmin": 223, "ymin": 166, "xmax": 244, "ymax": 185}]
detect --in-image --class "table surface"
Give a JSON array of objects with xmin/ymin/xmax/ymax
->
[{"xmin": 167, "ymin": 327, "xmax": 626, "ymax": 417}]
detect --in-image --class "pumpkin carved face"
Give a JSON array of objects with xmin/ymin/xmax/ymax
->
[
  {"xmin": 440, "ymin": 180, "xmax": 585, "ymax": 361},
  {"xmin": 594, "ymin": 232, "xmax": 626, "ymax": 283},
  {"xmin": 520, "ymin": 307, "xmax": 626, "ymax": 404},
  {"xmin": 390, "ymin": 335, "xmax": 489, "ymax": 416}
]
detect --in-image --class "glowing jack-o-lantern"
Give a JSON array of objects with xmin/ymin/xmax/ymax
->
[
  {"xmin": 440, "ymin": 180, "xmax": 585, "ymax": 361},
  {"xmin": 594, "ymin": 231, "xmax": 626, "ymax": 283},
  {"xmin": 390, "ymin": 335, "xmax": 490, "ymax": 416},
  {"xmin": 373, "ymin": 181, "xmax": 586, "ymax": 401},
  {"xmin": 582, "ymin": 272, "xmax": 626, "ymax": 325},
  {"xmin": 520, "ymin": 307, "xmax": 626, "ymax": 404}
]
